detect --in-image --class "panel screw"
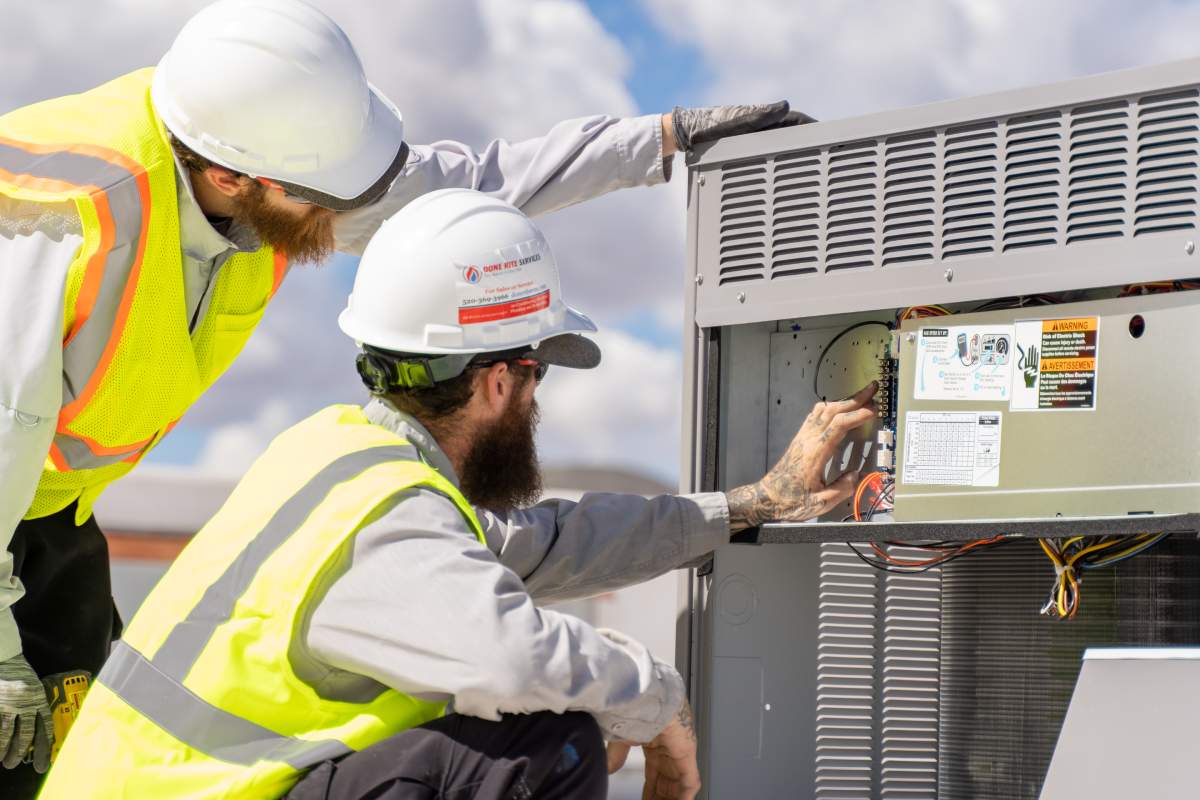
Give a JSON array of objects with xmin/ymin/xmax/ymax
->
[
  {"xmin": 695, "ymin": 274, "xmax": 704, "ymax": 285},
  {"xmin": 906, "ymin": 332, "xmax": 916, "ymax": 344},
  {"xmin": 698, "ymin": 174, "xmax": 706, "ymax": 186},
  {"xmin": 944, "ymin": 268, "xmax": 954, "ymax": 282},
  {"xmin": 1187, "ymin": 241, "xmax": 1195, "ymax": 255},
  {"xmin": 736, "ymin": 291, "xmax": 746, "ymax": 303}
]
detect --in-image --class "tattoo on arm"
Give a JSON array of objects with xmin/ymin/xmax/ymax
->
[
  {"xmin": 677, "ymin": 701, "xmax": 696, "ymax": 742},
  {"xmin": 724, "ymin": 437, "xmax": 823, "ymax": 531}
]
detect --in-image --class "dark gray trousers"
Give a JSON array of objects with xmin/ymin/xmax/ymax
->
[{"xmin": 286, "ymin": 710, "xmax": 607, "ymax": 800}]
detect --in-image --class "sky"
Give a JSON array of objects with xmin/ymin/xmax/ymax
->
[{"xmin": 3, "ymin": 0, "xmax": 1199, "ymax": 485}]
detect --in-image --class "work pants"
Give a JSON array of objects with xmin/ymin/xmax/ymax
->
[
  {"xmin": 0, "ymin": 502, "xmax": 121, "ymax": 800},
  {"xmin": 287, "ymin": 710, "xmax": 607, "ymax": 800}
]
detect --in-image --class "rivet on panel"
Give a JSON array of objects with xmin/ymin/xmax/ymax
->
[
  {"xmin": 1186, "ymin": 241, "xmax": 1195, "ymax": 255},
  {"xmin": 944, "ymin": 268, "xmax": 954, "ymax": 282},
  {"xmin": 698, "ymin": 174, "xmax": 706, "ymax": 186},
  {"xmin": 736, "ymin": 291, "xmax": 746, "ymax": 303},
  {"xmin": 695, "ymin": 274, "xmax": 704, "ymax": 285}
]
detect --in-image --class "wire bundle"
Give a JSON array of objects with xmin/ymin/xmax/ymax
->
[
  {"xmin": 852, "ymin": 471, "xmax": 892, "ymax": 521},
  {"xmin": 1118, "ymin": 280, "xmax": 1200, "ymax": 297},
  {"xmin": 898, "ymin": 305, "xmax": 950, "ymax": 321},
  {"xmin": 847, "ymin": 536, "xmax": 1009, "ymax": 574},
  {"xmin": 1038, "ymin": 533, "xmax": 1171, "ymax": 619}
]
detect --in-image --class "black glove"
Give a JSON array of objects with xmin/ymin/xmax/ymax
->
[{"xmin": 671, "ymin": 101, "xmax": 816, "ymax": 151}]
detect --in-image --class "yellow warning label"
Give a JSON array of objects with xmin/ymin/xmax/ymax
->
[
  {"xmin": 1042, "ymin": 317, "xmax": 1098, "ymax": 333},
  {"xmin": 1040, "ymin": 357, "xmax": 1096, "ymax": 372}
]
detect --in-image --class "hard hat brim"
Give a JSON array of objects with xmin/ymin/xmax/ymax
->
[{"xmin": 522, "ymin": 333, "xmax": 601, "ymax": 370}]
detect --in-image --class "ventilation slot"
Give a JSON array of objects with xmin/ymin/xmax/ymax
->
[
  {"xmin": 824, "ymin": 141, "xmax": 879, "ymax": 271},
  {"xmin": 1003, "ymin": 111, "xmax": 1062, "ymax": 251},
  {"xmin": 882, "ymin": 132, "xmax": 936, "ymax": 267},
  {"xmin": 771, "ymin": 150, "xmax": 821, "ymax": 280},
  {"xmin": 941, "ymin": 122, "xmax": 998, "ymax": 258},
  {"xmin": 1134, "ymin": 88, "xmax": 1199, "ymax": 236},
  {"xmin": 815, "ymin": 543, "xmax": 878, "ymax": 799},
  {"xmin": 880, "ymin": 553, "xmax": 941, "ymax": 799},
  {"xmin": 717, "ymin": 160, "xmax": 769, "ymax": 285},
  {"xmin": 1066, "ymin": 100, "xmax": 1131, "ymax": 244}
]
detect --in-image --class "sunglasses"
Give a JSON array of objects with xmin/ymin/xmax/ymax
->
[
  {"xmin": 255, "ymin": 176, "xmax": 317, "ymax": 206},
  {"xmin": 469, "ymin": 357, "xmax": 549, "ymax": 383}
]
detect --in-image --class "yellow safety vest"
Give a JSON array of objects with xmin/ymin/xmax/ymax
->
[
  {"xmin": 0, "ymin": 68, "xmax": 288, "ymax": 524},
  {"xmin": 41, "ymin": 404, "xmax": 485, "ymax": 799}
]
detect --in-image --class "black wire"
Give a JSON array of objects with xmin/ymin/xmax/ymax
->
[
  {"xmin": 845, "ymin": 535, "xmax": 1011, "ymax": 574},
  {"xmin": 813, "ymin": 321, "xmax": 892, "ymax": 400}
]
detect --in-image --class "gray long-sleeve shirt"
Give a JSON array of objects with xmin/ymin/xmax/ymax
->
[
  {"xmin": 0, "ymin": 112, "xmax": 670, "ymax": 662},
  {"xmin": 300, "ymin": 398, "xmax": 730, "ymax": 742}
]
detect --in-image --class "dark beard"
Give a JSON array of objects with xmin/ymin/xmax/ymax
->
[
  {"xmin": 458, "ymin": 397, "xmax": 543, "ymax": 513},
  {"xmin": 230, "ymin": 181, "xmax": 336, "ymax": 265}
]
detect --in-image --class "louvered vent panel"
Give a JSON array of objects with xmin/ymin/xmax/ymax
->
[
  {"xmin": 815, "ymin": 543, "xmax": 878, "ymax": 799},
  {"xmin": 717, "ymin": 159, "xmax": 769, "ymax": 286},
  {"xmin": 1065, "ymin": 100, "xmax": 1131, "ymax": 243},
  {"xmin": 941, "ymin": 122, "xmax": 999, "ymax": 259},
  {"xmin": 771, "ymin": 149, "xmax": 822, "ymax": 279},
  {"xmin": 824, "ymin": 141, "xmax": 880, "ymax": 271},
  {"xmin": 1134, "ymin": 88, "xmax": 1200, "ymax": 236},
  {"xmin": 882, "ymin": 133, "xmax": 936, "ymax": 267},
  {"xmin": 1003, "ymin": 111, "xmax": 1063, "ymax": 251},
  {"xmin": 880, "ymin": 551, "xmax": 941, "ymax": 800}
]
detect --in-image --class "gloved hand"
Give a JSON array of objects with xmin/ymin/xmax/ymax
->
[
  {"xmin": 671, "ymin": 101, "xmax": 816, "ymax": 151},
  {"xmin": 0, "ymin": 654, "xmax": 53, "ymax": 773}
]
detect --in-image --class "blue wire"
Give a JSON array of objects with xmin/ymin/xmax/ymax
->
[{"xmin": 1079, "ymin": 534, "xmax": 1169, "ymax": 570}]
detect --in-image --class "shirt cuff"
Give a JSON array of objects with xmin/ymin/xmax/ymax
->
[
  {"xmin": 0, "ymin": 608, "xmax": 22, "ymax": 663},
  {"xmin": 677, "ymin": 492, "xmax": 731, "ymax": 563},
  {"xmin": 620, "ymin": 114, "xmax": 671, "ymax": 189},
  {"xmin": 592, "ymin": 643, "xmax": 686, "ymax": 743}
]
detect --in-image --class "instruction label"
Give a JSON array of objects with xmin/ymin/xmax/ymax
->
[
  {"xmin": 914, "ymin": 325, "xmax": 1015, "ymax": 402},
  {"xmin": 1010, "ymin": 317, "xmax": 1099, "ymax": 411},
  {"xmin": 455, "ymin": 239, "xmax": 554, "ymax": 329},
  {"xmin": 902, "ymin": 411, "xmax": 1002, "ymax": 487}
]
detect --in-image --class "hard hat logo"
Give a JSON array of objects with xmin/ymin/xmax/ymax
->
[{"xmin": 463, "ymin": 266, "xmax": 482, "ymax": 284}]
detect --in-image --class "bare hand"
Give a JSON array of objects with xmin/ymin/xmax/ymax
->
[
  {"xmin": 605, "ymin": 700, "xmax": 701, "ymax": 800},
  {"xmin": 725, "ymin": 381, "xmax": 878, "ymax": 530}
]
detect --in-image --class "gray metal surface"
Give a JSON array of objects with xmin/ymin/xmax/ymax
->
[
  {"xmin": 1040, "ymin": 649, "xmax": 1200, "ymax": 800},
  {"xmin": 746, "ymin": 513, "xmax": 1200, "ymax": 544},
  {"xmin": 687, "ymin": 59, "xmax": 1200, "ymax": 328},
  {"xmin": 894, "ymin": 292, "xmax": 1200, "ymax": 520}
]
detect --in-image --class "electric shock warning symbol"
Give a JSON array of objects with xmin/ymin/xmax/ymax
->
[{"xmin": 1011, "ymin": 317, "xmax": 1099, "ymax": 411}]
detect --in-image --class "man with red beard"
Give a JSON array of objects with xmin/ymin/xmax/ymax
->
[
  {"xmin": 0, "ymin": 0, "xmax": 809, "ymax": 790},
  {"xmin": 40, "ymin": 190, "xmax": 876, "ymax": 800}
]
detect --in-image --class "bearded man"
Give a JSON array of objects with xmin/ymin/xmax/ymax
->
[
  {"xmin": 0, "ymin": 0, "xmax": 809, "ymax": 790},
  {"xmin": 40, "ymin": 190, "xmax": 876, "ymax": 800}
]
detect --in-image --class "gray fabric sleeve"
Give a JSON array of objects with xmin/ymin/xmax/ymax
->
[
  {"xmin": 333, "ymin": 114, "xmax": 668, "ymax": 255},
  {"xmin": 476, "ymin": 492, "xmax": 730, "ymax": 605},
  {"xmin": 0, "ymin": 205, "xmax": 79, "ymax": 661},
  {"xmin": 304, "ymin": 488, "xmax": 685, "ymax": 742}
]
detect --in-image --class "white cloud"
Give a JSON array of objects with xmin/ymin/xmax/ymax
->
[
  {"xmin": 536, "ymin": 329, "xmax": 682, "ymax": 481},
  {"xmin": 194, "ymin": 398, "xmax": 297, "ymax": 476},
  {"xmin": 640, "ymin": 0, "xmax": 1200, "ymax": 119}
]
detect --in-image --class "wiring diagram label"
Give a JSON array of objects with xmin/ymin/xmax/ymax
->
[
  {"xmin": 913, "ymin": 325, "xmax": 1014, "ymax": 402},
  {"xmin": 1010, "ymin": 317, "xmax": 1099, "ymax": 411},
  {"xmin": 902, "ymin": 411, "xmax": 1002, "ymax": 487}
]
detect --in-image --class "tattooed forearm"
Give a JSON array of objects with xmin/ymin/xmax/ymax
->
[
  {"xmin": 725, "ymin": 482, "xmax": 770, "ymax": 532},
  {"xmin": 677, "ymin": 700, "xmax": 697, "ymax": 742}
]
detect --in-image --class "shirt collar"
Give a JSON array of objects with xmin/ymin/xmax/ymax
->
[
  {"xmin": 173, "ymin": 152, "xmax": 263, "ymax": 260},
  {"xmin": 363, "ymin": 397, "xmax": 461, "ymax": 487}
]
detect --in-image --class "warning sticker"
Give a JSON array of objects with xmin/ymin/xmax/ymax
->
[
  {"xmin": 902, "ymin": 411, "xmax": 1003, "ymax": 487},
  {"xmin": 914, "ymin": 325, "xmax": 1015, "ymax": 402},
  {"xmin": 1010, "ymin": 317, "xmax": 1099, "ymax": 411},
  {"xmin": 455, "ymin": 239, "xmax": 555, "ymax": 329}
]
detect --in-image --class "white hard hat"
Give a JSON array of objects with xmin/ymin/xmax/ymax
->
[
  {"xmin": 339, "ymin": 189, "xmax": 600, "ymax": 385},
  {"xmin": 151, "ymin": 0, "xmax": 407, "ymax": 210}
]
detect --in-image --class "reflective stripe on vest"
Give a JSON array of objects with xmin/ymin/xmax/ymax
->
[
  {"xmin": 96, "ymin": 444, "xmax": 418, "ymax": 768},
  {"xmin": 0, "ymin": 136, "xmax": 151, "ymax": 470}
]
